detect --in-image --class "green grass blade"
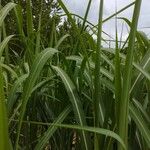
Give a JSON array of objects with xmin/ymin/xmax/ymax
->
[
  {"xmin": 129, "ymin": 102, "xmax": 150, "ymax": 148},
  {"xmin": 2, "ymin": 23, "xmax": 10, "ymax": 64},
  {"xmin": 13, "ymin": 3, "xmax": 24, "ymax": 36},
  {"xmin": 66, "ymin": 55, "xmax": 114, "ymax": 81},
  {"xmin": 103, "ymin": 2, "xmax": 135, "ymax": 23},
  {"xmin": 132, "ymin": 98, "xmax": 150, "ymax": 124},
  {"xmin": 10, "ymin": 119, "xmax": 127, "ymax": 150},
  {"xmin": 54, "ymin": 34, "xmax": 70, "ymax": 49},
  {"xmin": 101, "ymin": 53, "xmax": 115, "ymax": 70},
  {"xmin": 0, "ymin": 66, "xmax": 10, "ymax": 150},
  {"xmin": 94, "ymin": 0, "xmax": 104, "ymax": 135},
  {"xmin": 26, "ymin": 0, "xmax": 33, "ymax": 36},
  {"xmin": 80, "ymin": 0, "xmax": 92, "ymax": 33},
  {"xmin": 32, "ymin": 77, "xmax": 54, "ymax": 93},
  {"xmin": 114, "ymin": 16, "xmax": 122, "ymax": 129},
  {"xmin": 0, "ymin": 64, "xmax": 18, "ymax": 79},
  {"xmin": 52, "ymin": 66, "xmax": 90, "ymax": 150},
  {"xmin": 102, "ymin": 47, "xmax": 150, "ymax": 82},
  {"xmin": 46, "ymin": 123, "xmax": 126, "ymax": 150},
  {"xmin": 0, "ymin": 35, "xmax": 14, "ymax": 58},
  {"xmin": 35, "ymin": 105, "xmax": 72, "ymax": 150},
  {"xmin": 35, "ymin": 0, "xmax": 43, "ymax": 55},
  {"xmin": 118, "ymin": 1, "xmax": 142, "ymax": 149},
  {"xmin": 130, "ymin": 49, "xmax": 150, "ymax": 92},
  {"xmin": 25, "ymin": 0, "xmax": 34, "ymax": 64},
  {"xmin": 133, "ymin": 63, "xmax": 150, "ymax": 81},
  {"xmin": 0, "ymin": 2, "xmax": 16, "ymax": 27},
  {"xmin": 7, "ymin": 74, "xmax": 28, "ymax": 115},
  {"xmin": 15, "ymin": 48, "xmax": 58, "ymax": 149}
]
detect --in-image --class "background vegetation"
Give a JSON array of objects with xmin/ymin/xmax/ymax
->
[{"xmin": 0, "ymin": 0, "xmax": 150, "ymax": 150}]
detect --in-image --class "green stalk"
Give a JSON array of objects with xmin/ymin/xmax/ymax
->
[
  {"xmin": 80, "ymin": 0, "xmax": 92, "ymax": 34},
  {"xmin": 0, "ymin": 66, "xmax": 10, "ymax": 150},
  {"xmin": 103, "ymin": 1, "xmax": 135, "ymax": 23},
  {"xmin": 94, "ymin": 0, "xmax": 104, "ymax": 149},
  {"xmin": 114, "ymin": 2, "xmax": 122, "ymax": 130},
  {"xmin": 0, "ymin": 0, "xmax": 1, "ymax": 45},
  {"xmin": 2, "ymin": 23, "xmax": 10, "ymax": 64},
  {"xmin": 12, "ymin": 1, "xmax": 25, "ymax": 37},
  {"xmin": 0, "ymin": 4, "xmax": 11, "ymax": 139},
  {"xmin": 26, "ymin": 0, "xmax": 34, "ymax": 65},
  {"xmin": 118, "ymin": 0, "xmax": 142, "ymax": 149},
  {"xmin": 35, "ymin": 0, "xmax": 43, "ymax": 55},
  {"xmin": 26, "ymin": 0, "xmax": 33, "ymax": 36}
]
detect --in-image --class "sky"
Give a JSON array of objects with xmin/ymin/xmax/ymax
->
[{"xmin": 61, "ymin": 0, "xmax": 150, "ymax": 43}]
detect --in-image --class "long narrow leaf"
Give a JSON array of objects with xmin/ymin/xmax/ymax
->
[
  {"xmin": 129, "ymin": 102, "xmax": 150, "ymax": 148},
  {"xmin": 0, "ymin": 35, "xmax": 14, "ymax": 58},
  {"xmin": 35, "ymin": 105, "xmax": 72, "ymax": 150},
  {"xmin": 0, "ymin": 2, "xmax": 16, "ymax": 27},
  {"xmin": 0, "ymin": 66, "xmax": 10, "ymax": 150},
  {"xmin": 118, "ymin": 1, "xmax": 142, "ymax": 149},
  {"xmin": 52, "ymin": 66, "xmax": 90, "ymax": 150},
  {"xmin": 15, "ymin": 48, "xmax": 58, "ymax": 149}
]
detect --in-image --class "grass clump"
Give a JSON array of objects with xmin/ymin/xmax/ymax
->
[{"xmin": 0, "ymin": 0, "xmax": 149, "ymax": 150}]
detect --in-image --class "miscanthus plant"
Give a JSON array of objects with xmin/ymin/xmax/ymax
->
[{"xmin": 0, "ymin": 0, "xmax": 150, "ymax": 150}]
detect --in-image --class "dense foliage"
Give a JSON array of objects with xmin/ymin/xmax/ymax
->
[{"xmin": 0, "ymin": 0, "xmax": 150, "ymax": 150}]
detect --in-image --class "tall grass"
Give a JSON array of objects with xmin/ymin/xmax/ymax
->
[
  {"xmin": 0, "ymin": 3, "xmax": 16, "ymax": 150},
  {"xmin": 118, "ymin": 0, "xmax": 142, "ymax": 149},
  {"xmin": 94, "ymin": 0, "xmax": 104, "ymax": 149},
  {"xmin": 0, "ymin": 0, "xmax": 150, "ymax": 150}
]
